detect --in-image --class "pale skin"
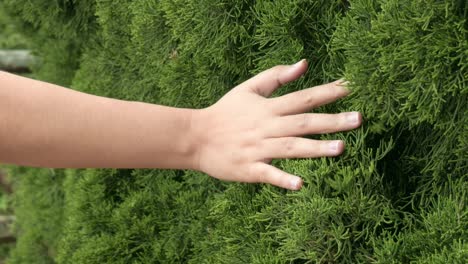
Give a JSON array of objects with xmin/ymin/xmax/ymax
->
[{"xmin": 0, "ymin": 59, "xmax": 362, "ymax": 190}]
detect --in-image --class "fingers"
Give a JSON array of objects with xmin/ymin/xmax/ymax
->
[
  {"xmin": 259, "ymin": 137, "xmax": 345, "ymax": 159},
  {"xmin": 240, "ymin": 59, "xmax": 308, "ymax": 97},
  {"xmin": 262, "ymin": 112, "xmax": 362, "ymax": 138},
  {"xmin": 269, "ymin": 80, "xmax": 350, "ymax": 116},
  {"xmin": 251, "ymin": 163, "xmax": 303, "ymax": 190}
]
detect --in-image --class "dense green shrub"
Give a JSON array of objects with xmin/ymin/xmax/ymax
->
[
  {"xmin": 4, "ymin": 0, "xmax": 467, "ymax": 263},
  {"xmin": 3, "ymin": 0, "xmax": 97, "ymax": 85},
  {"xmin": 0, "ymin": 3, "xmax": 28, "ymax": 49},
  {"xmin": 6, "ymin": 167, "xmax": 67, "ymax": 264}
]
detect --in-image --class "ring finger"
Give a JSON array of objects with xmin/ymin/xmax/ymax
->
[{"xmin": 262, "ymin": 112, "xmax": 361, "ymax": 138}]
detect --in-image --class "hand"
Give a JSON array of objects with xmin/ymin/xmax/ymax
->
[{"xmin": 191, "ymin": 60, "xmax": 362, "ymax": 190}]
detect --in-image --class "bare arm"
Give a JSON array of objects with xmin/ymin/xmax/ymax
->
[
  {"xmin": 0, "ymin": 60, "xmax": 362, "ymax": 190},
  {"xmin": 0, "ymin": 71, "xmax": 197, "ymax": 169}
]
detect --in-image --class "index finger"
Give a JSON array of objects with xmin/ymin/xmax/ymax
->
[{"xmin": 268, "ymin": 80, "xmax": 350, "ymax": 116}]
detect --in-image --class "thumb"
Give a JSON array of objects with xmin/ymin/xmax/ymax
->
[
  {"xmin": 241, "ymin": 59, "xmax": 308, "ymax": 97},
  {"xmin": 252, "ymin": 163, "xmax": 303, "ymax": 191}
]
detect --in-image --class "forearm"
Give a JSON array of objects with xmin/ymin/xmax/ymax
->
[{"xmin": 0, "ymin": 71, "xmax": 198, "ymax": 169}]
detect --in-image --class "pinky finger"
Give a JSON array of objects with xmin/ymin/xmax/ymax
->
[{"xmin": 251, "ymin": 163, "xmax": 303, "ymax": 191}]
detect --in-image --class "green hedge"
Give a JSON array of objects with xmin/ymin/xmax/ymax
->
[
  {"xmin": 0, "ymin": 3, "xmax": 28, "ymax": 49},
  {"xmin": 4, "ymin": 0, "xmax": 467, "ymax": 263},
  {"xmin": 6, "ymin": 167, "xmax": 67, "ymax": 264},
  {"xmin": 3, "ymin": 0, "xmax": 97, "ymax": 85}
]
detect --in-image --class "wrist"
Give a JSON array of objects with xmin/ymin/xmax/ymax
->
[{"xmin": 187, "ymin": 108, "xmax": 206, "ymax": 172}]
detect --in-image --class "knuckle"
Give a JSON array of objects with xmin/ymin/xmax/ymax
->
[
  {"xmin": 298, "ymin": 114, "xmax": 309, "ymax": 130},
  {"xmin": 265, "ymin": 65, "xmax": 284, "ymax": 80},
  {"xmin": 283, "ymin": 138, "xmax": 296, "ymax": 156},
  {"xmin": 271, "ymin": 65, "xmax": 288, "ymax": 86},
  {"xmin": 303, "ymin": 92, "xmax": 316, "ymax": 107}
]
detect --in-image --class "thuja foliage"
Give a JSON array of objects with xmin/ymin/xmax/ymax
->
[
  {"xmin": 6, "ymin": 167, "xmax": 67, "ymax": 264},
  {"xmin": 4, "ymin": 0, "xmax": 467, "ymax": 263},
  {"xmin": 0, "ymin": 3, "xmax": 28, "ymax": 49},
  {"xmin": 2, "ymin": 0, "xmax": 97, "ymax": 85}
]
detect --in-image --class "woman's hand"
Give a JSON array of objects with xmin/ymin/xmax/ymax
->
[
  {"xmin": 0, "ymin": 61, "xmax": 359, "ymax": 190},
  {"xmin": 191, "ymin": 60, "xmax": 362, "ymax": 190}
]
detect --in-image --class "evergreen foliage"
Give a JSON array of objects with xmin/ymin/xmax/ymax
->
[
  {"xmin": 0, "ymin": 3, "xmax": 28, "ymax": 49},
  {"xmin": 6, "ymin": 167, "xmax": 67, "ymax": 264},
  {"xmin": 2, "ymin": 0, "xmax": 97, "ymax": 85},
  {"xmin": 3, "ymin": 0, "xmax": 467, "ymax": 263}
]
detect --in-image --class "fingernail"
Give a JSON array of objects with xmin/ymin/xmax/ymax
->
[
  {"xmin": 288, "ymin": 59, "xmax": 307, "ymax": 76},
  {"xmin": 330, "ymin": 140, "xmax": 343, "ymax": 152},
  {"xmin": 290, "ymin": 177, "xmax": 302, "ymax": 190},
  {"xmin": 336, "ymin": 79, "xmax": 349, "ymax": 86},
  {"xmin": 336, "ymin": 79, "xmax": 351, "ymax": 92},
  {"xmin": 292, "ymin": 59, "xmax": 306, "ymax": 69},
  {"xmin": 346, "ymin": 112, "xmax": 360, "ymax": 124}
]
